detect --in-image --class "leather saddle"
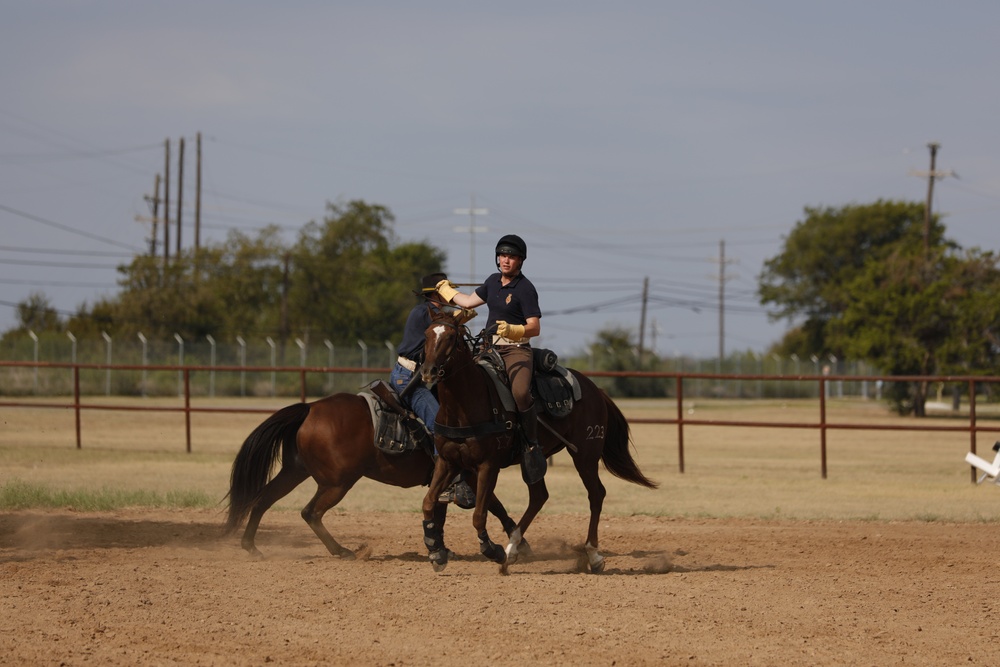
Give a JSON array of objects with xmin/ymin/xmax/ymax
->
[
  {"xmin": 476, "ymin": 347, "xmax": 582, "ymax": 419},
  {"xmin": 362, "ymin": 380, "xmax": 434, "ymax": 455}
]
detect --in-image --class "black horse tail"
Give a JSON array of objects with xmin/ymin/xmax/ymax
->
[
  {"xmin": 599, "ymin": 390, "xmax": 659, "ymax": 489},
  {"xmin": 224, "ymin": 402, "xmax": 311, "ymax": 532}
]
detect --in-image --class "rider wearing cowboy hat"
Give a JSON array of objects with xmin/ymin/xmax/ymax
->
[{"xmin": 391, "ymin": 272, "xmax": 477, "ymax": 508}]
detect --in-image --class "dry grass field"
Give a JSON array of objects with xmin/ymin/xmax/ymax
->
[
  {"xmin": 5, "ymin": 396, "xmax": 1000, "ymax": 665},
  {"xmin": 2, "ymin": 395, "xmax": 999, "ymax": 521}
]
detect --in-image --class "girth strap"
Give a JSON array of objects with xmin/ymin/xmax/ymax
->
[{"xmin": 434, "ymin": 418, "xmax": 512, "ymax": 441}]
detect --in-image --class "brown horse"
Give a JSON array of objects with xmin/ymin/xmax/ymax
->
[
  {"xmin": 419, "ymin": 309, "xmax": 658, "ymax": 574},
  {"xmin": 224, "ymin": 392, "xmax": 523, "ymax": 559}
]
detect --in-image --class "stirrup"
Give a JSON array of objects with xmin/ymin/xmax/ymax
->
[
  {"xmin": 438, "ymin": 475, "xmax": 476, "ymax": 509},
  {"xmin": 521, "ymin": 444, "xmax": 547, "ymax": 485}
]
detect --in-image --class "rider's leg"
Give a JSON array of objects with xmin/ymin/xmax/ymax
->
[{"xmin": 502, "ymin": 346, "xmax": 547, "ymax": 485}]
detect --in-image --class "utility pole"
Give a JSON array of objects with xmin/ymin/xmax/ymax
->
[
  {"xmin": 453, "ymin": 194, "xmax": 489, "ymax": 282},
  {"xmin": 195, "ymin": 132, "xmax": 202, "ymax": 254},
  {"xmin": 637, "ymin": 276, "xmax": 649, "ymax": 367},
  {"xmin": 719, "ymin": 240, "xmax": 725, "ymax": 361},
  {"xmin": 711, "ymin": 239, "xmax": 738, "ymax": 363},
  {"xmin": 909, "ymin": 141, "xmax": 955, "ymax": 255},
  {"xmin": 143, "ymin": 173, "xmax": 161, "ymax": 257},
  {"xmin": 176, "ymin": 136, "xmax": 185, "ymax": 259},
  {"xmin": 163, "ymin": 138, "xmax": 170, "ymax": 266}
]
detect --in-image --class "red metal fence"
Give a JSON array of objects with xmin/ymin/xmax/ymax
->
[{"xmin": 2, "ymin": 360, "xmax": 999, "ymax": 482}]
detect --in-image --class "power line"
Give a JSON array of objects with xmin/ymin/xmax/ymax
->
[{"xmin": 0, "ymin": 203, "xmax": 142, "ymax": 252}]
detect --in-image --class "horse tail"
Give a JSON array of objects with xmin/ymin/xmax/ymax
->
[
  {"xmin": 599, "ymin": 390, "xmax": 659, "ymax": 489},
  {"xmin": 224, "ymin": 402, "xmax": 312, "ymax": 532}
]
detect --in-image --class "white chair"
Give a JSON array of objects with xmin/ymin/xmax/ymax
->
[{"xmin": 965, "ymin": 442, "xmax": 1000, "ymax": 485}]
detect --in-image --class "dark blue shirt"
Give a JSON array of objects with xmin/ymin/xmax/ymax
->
[
  {"xmin": 396, "ymin": 303, "xmax": 436, "ymax": 360},
  {"xmin": 474, "ymin": 272, "xmax": 541, "ymax": 330}
]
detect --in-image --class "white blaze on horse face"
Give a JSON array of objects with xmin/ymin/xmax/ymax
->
[{"xmin": 430, "ymin": 324, "xmax": 448, "ymax": 357}]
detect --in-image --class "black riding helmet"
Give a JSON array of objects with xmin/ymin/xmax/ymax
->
[
  {"xmin": 495, "ymin": 234, "xmax": 527, "ymax": 272},
  {"xmin": 495, "ymin": 234, "xmax": 527, "ymax": 271}
]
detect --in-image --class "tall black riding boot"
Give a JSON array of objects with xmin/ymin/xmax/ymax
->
[{"xmin": 519, "ymin": 404, "xmax": 547, "ymax": 485}]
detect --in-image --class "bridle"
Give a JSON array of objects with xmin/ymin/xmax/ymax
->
[{"xmin": 422, "ymin": 318, "xmax": 476, "ymax": 386}]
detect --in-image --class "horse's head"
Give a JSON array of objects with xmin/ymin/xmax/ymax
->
[{"xmin": 421, "ymin": 309, "xmax": 467, "ymax": 389}]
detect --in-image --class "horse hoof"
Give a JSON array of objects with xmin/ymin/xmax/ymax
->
[
  {"xmin": 590, "ymin": 559, "xmax": 606, "ymax": 574},
  {"xmin": 518, "ymin": 539, "xmax": 533, "ymax": 560},
  {"xmin": 484, "ymin": 543, "xmax": 506, "ymax": 565},
  {"xmin": 429, "ymin": 548, "xmax": 450, "ymax": 572}
]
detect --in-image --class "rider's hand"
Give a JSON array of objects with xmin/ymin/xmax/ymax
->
[
  {"xmin": 496, "ymin": 321, "xmax": 526, "ymax": 341},
  {"xmin": 435, "ymin": 279, "xmax": 459, "ymax": 303},
  {"xmin": 456, "ymin": 308, "xmax": 477, "ymax": 325}
]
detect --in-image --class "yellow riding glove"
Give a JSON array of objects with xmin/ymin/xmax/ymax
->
[
  {"xmin": 456, "ymin": 308, "xmax": 478, "ymax": 325},
  {"xmin": 435, "ymin": 279, "xmax": 459, "ymax": 303},
  {"xmin": 496, "ymin": 321, "xmax": 526, "ymax": 341}
]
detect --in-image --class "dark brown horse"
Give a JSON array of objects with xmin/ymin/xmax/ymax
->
[
  {"xmin": 419, "ymin": 309, "xmax": 658, "ymax": 574},
  {"xmin": 225, "ymin": 392, "xmax": 523, "ymax": 558}
]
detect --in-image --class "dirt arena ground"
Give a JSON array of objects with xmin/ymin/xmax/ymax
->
[{"xmin": 3, "ymin": 508, "xmax": 999, "ymax": 666}]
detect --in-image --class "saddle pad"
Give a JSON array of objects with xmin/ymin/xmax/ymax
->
[
  {"xmin": 358, "ymin": 392, "xmax": 379, "ymax": 434},
  {"xmin": 476, "ymin": 359, "xmax": 518, "ymax": 413}
]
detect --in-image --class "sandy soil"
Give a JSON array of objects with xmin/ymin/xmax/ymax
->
[{"xmin": 2, "ymin": 508, "xmax": 999, "ymax": 666}]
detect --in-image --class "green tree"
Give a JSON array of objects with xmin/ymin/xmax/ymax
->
[
  {"xmin": 587, "ymin": 326, "xmax": 668, "ymax": 397},
  {"xmin": 288, "ymin": 200, "xmax": 445, "ymax": 344},
  {"xmin": 829, "ymin": 246, "xmax": 1000, "ymax": 415},
  {"xmin": 6, "ymin": 200, "xmax": 446, "ymax": 353},
  {"xmin": 758, "ymin": 200, "xmax": 946, "ymax": 358},
  {"xmin": 14, "ymin": 292, "xmax": 63, "ymax": 332}
]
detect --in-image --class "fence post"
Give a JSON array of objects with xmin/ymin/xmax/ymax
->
[
  {"xmin": 266, "ymin": 337, "xmax": 276, "ymax": 397},
  {"xmin": 102, "ymin": 331, "xmax": 112, "ymax": 396},
  {"xmin": 820, "ymin": 377, "xmax": 828, "ymax": 479},
  {"xmin": 676, "ymin": 375, "xmax": 685, "ymax": 473},
  {"xmin": 67, "ymin": 331, "xmax": 76, "ymax": 394},
  {"xmin": 324, "ymin": 340, "xmax": 334, "ymax": 392},
  {"xmin": 184, "ymin": 368, "xmax": 192, "ymax": 453},
  {"xmin": 74, "ymin": 365, "xmax": 82, "ymax": 449},
  {"xmin": 173, "ymin": 333, "xmax": 184, "ymax": 397},
  {"xmin": 236, "ymin": 336, "xmax": 246, "ymax": 397},
  {"xmin": 206, "ymin": 334, "xmax": 216, "ymax": 398},
  {"xmin": 969, "ymin": 378, "xmax": 978, "ymax": 484},
  {"xmin": 28, "ymin": 330, "xmax": 38, "ymax": 393},
  {"xmin": 358, "ymin": 340, "xmax": 368, "ymax": 386},
  {"xmin": 138, "ymin": 332, "xmax": 148, "ymax": 398}
]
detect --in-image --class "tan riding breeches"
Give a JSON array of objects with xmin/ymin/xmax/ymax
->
[{"xmin": 498, "ymin": 345, "xmax": 534, "ymax": 412}]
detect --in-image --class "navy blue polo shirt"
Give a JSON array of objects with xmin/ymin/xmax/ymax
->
[{"xmin": 474, "ymin": 272, "xmax": 541, "ymax": 330}]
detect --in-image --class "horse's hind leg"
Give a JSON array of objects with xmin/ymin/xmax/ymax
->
[
  {"xmin": 302, "ymin": 483, "xmax": 357, "ymax": 559},
  {"xmin": 242, "ymin": 466, "xmax": 309, "ymax": 558},
  {"xmin": 573, "ymin": 458, "xmax": 608, "ymax": 573}
]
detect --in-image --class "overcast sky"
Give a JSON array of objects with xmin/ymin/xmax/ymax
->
[{"xmin": 2, "ymin": 1, "xmax": 998, "ymax": 359}]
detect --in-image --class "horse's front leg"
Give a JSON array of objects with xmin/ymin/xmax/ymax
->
[
  {"xmin": 422, "ymin": 455, "xmax": 456, "ymax": 572},
  {"xmin": 472, "ymin": 464, "xmax": 506, "ymax": 570},
  {"xmin": 505, "ymin": 478, "xmax": 550, "ymax": 570},
  {"xmin": 486, "ymin": 493, "xmax": 533, "ymax": 560}
]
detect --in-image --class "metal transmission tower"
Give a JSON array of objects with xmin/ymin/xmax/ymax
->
[{"xmin": 453, "ymin": 194, "xmax": 489, "ymax": 282}]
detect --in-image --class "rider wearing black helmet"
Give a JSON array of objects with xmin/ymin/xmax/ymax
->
[{"xmin": 435, "ymin": 234, "xmax": 546, "ymax": 484}]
